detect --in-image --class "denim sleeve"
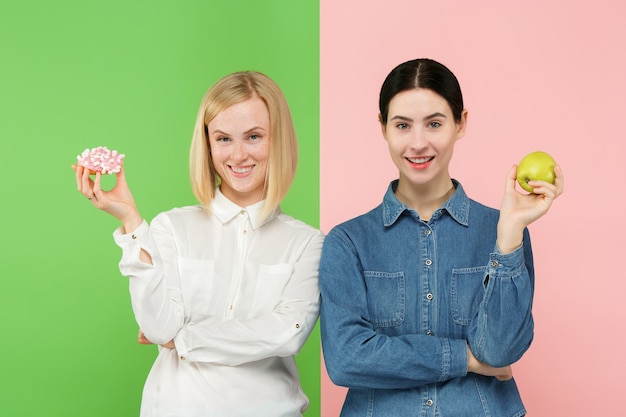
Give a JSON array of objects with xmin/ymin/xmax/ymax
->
[
  {"xmin": 319, "ymin": 228, "xmax": 469, "ymax": 390},
  {"xmin": 467, "ymin": 229, "xmax": 535, "ymax": 367}
]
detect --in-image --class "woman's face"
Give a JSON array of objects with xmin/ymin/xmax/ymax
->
[
  {"xmin": 207, "ymin": 96, "xmax": 271, "ymax": 207},
  {"xmin": 381, "ymin": 88, "xmax": 467, "ymax": 192}
]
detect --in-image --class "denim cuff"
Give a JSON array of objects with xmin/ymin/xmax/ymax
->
[
  {"xmin": 488, "ymin": 243, "xmax": 525, "ymax": 277},
  {"xmin": 442, "ymin": 338, "xmax": 470, "ymax": 380}
]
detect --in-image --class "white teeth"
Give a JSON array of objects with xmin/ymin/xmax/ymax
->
[
  {"xmin": 231, "ymin": 166, "xmax": 253, "ymax": 174},
  {"xmin": 408, "ymin": 157, "xmax": 432, "ymax": 164}
]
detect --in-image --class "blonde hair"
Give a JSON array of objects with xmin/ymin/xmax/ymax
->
[{"xmin": 189, "ymin": 71, "xmax": 298, "ymax": 218}]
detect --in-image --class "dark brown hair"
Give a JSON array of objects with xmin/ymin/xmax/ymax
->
[{"xmin": 379, "ymin": 58, "xmax": 464, "ymax": 124}]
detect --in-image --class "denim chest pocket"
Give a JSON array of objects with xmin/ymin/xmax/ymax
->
[
  {"xmin": 177, "ymin": 257, "xmax": 214, "ymax": 316},
  {"xmin": 450, "ymin": 266, "xmax": 488, "ymax": 325},
  {"xmin": 364, "ymin": 271, "xmax": 405, "ymax": 328}
]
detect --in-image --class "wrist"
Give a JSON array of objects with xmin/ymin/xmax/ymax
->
[
  {"xmin": 496, "ymin": 239, "xmax": 522, "ymax": 255},
  {"xmin": 496, "ymin": 223, "xmax": 524, "ymax": 255},
  {"xmin": 121, "ymin": 212, "xmax": 143, "ymax": 234},
  {"xmin": 467, "ymin": 345, "xmax": 476, "ymax": 373}
]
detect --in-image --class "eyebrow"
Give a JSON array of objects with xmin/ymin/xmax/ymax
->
[
  {"xmin": 210, "ymin": 126, "xmax": 267, "ymax": 136},
  {"xmin": 389, "ymin": 112, "xmax": 447, "ymax": 122}
]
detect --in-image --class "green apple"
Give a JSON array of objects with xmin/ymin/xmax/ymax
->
[{"xmin": 516, "ymin": 151, "xmax": 556, "ymax": 193}]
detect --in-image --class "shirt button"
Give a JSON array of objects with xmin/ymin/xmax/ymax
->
[
  {"xmin": 426, "ymin": 293, "xmax": 433, "ymax": 301},
  {"xmin": 425, "ymin": 259, "xmax": 432, "ymax": 266},
  {"xmin": 426, "ymin": 330, "xmax": 433, "ymax": 336},
  {"xmin": 426, "ymin": 399, "xmax": 433, "ymax": 407},
  {"xmin": 491, "ymin": 260, "xmax": 499, "ymax": 267},
  {"xmin": 131, "ymin": 234, "xmax": 137, "ymax": 240},
  {"xmin": 424, "ymin": 229, "xmax": 431, "ymax": 236},
  {"xmin": 295, "ymin": 323, "xmax": 301, "ymax": 329},
  {"xmin": 179, "ymin": 356, "xmax": 186, "ymax": 361},
  {"xmin": 240, "ymin": 210, "xmax": 246, "ymax": 215}
]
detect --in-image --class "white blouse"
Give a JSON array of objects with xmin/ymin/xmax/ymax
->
[{"xmin": 113, "ymin": 189, "xmax": 324, "ymax": 417}]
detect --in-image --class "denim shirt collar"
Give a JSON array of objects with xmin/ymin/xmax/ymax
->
[
  {"xmin": 382, "ymin": 179, "xmax": 470, "ymax": 227},
  {"xmin": 212, "ymin": 187, "xmax": 277, "ymax": 230}
]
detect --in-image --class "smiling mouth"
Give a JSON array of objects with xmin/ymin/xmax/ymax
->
[
  {"xmin": 230, "ymin": 165, "xmax": 254, "ymax": 174},
  {"xmin": 407, "ymin": 156, "xmax": 434, "ymax": 164}
]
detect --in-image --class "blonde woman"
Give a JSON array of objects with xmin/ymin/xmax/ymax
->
[{"xmin": 74, "ymin": 71, "xmax": 323, "ymax": 417}]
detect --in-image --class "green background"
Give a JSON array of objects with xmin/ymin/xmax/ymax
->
[{"xmin": 0, "ymin": 1, "xmax": 320, "ymax": 416}]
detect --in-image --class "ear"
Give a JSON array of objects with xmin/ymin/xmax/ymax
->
[
  {"xmin": 455, "ymin": 109, "xmax": 468, "ymax": 140},
  {"xmin": 378, "ymin": 113, "xmax": 388, "ymax": 140}
]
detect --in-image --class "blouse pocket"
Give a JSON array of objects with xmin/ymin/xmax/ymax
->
[
  {"xmin": 364, "ymin": 270, "xmax": 405, "ymax": 328},
  {"xmin": 450, "ymin": 266, "xmax": 488, "ymax": 325},
  {"xmin": 250, "ymin": 263, "xmax": 294, "ymax": 315},
  {"xmin": 177, "ymin": 257, "xmax": 214, "ymax": 316}
]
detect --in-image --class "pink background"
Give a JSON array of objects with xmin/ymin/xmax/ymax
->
[{"xmin": 320, "ymin": 1, "xmax": 626, "ymax": 416}]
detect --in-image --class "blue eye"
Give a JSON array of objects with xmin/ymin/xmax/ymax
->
[
  {"xmin": 429, "ymin": 121, "xmax": 441, "ymax": 128},
  {"xmin": 249, "ymin": 134, "xmax": 259, "ymax": 140},
  {"xmin": 396, "ymin": 123, "xmax": 408, "ymax": 130},
  {"xmin": 217, "ymin": 136, "xmax": 230, "ymax": 142}
]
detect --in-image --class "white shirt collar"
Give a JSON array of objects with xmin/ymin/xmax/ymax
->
[{"xmin": 211, "ymin": 187, "xmax": 278, "ymax": 230}]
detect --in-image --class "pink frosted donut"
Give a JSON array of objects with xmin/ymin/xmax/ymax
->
[{"xmin": 76, "ymin": 146, "xmax": 125, "ymax": 174}]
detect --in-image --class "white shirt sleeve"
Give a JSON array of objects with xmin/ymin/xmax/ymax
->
[{"xmin": 113, "ymin": 215, "xmax": 185, "ymax": 345}]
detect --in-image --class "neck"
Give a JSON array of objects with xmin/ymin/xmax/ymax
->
[{"xmin": 394, "ymin": 179, "xmax": 455, "ymax": 221}]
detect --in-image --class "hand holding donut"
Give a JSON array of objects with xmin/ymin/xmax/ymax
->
[{"xmin": 72, "ymin": 146, "xmax": 142, "ymax": 233}]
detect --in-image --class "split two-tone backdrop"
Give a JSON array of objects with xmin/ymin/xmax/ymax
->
[{"xmin": 2, "ymin": 1, "xmax": 625, "ymax": 416}]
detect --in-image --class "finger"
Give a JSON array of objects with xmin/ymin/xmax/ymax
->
[
  {"xmin": 137, "ymin": 330, "xmax": 153, "ymax": 345},
  {"xmin": 116, "ymin": 163, "xmax": 128, "ymax": 188},
  {"xmin": 528, "ymin": 165, "xmax": 563, "ymax": 197},
  {"xmin": 495, "ymin": 366, "xmax": 513, "ymax": 381},
  {"xmin": 504, "ymin": 165, "xmax": 518, "ymax": 193},
  {"xmin": 526, "ymin": 181, "xmax": 557, "ymax": 200},
  {"xmin": 79, "ymin": 165, "xmax": 95, "ymax": 198},
  {"xmin": 74, "ymin": 164, "xmax": 83, "ymax": 191},
  {"xmin": 138, "ymin": 335, "xmax": 153, "ymax": 344},
  {"xmin": 93, "ymin": 172, "xmax": 102, "ymax": 200},
  {"xmin": 553, "ymin": 165, "xmax": 564, "ymax": 196}
]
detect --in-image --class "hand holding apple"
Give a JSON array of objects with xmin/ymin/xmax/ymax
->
[
  {"xmin": 516, "ymin": 151, "xmax": 556, "ymax": 193},
  {"xmin": 497, "ymin": 152, "xmax": 563, "ymax": 253}
]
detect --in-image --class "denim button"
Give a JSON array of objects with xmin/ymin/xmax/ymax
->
[
  {"xmin": 424, "ymin": 229, "xmax": 431, "ymax": 236},
  {"xmin": 426, "ymin": 399, "xmax": 433, "ymax": 406},
  {"xmin": 426, "ymin": 293, "xmax": 433, "ymax": 300},
  {"xmin": 426, "ymin": 330, "xmax": 433, "ymax": 336},
  {"xmin": 425, "ymin": 259, "xmax": 432, "ymax": 266},
  {"xmin": 491, "ymin": 260, "xmax": 499, "ymax": 267}
]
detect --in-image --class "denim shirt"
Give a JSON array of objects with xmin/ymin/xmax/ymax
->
[{"xmin": 320, "ymin": 180, "xmax": 533, "ymax": 417}]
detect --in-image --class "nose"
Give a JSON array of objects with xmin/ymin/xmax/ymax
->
[
  {"xmin": 409, "ymin": 129, "xmax": 428, "ymax": 150},
  {"xmin": 231, "ymin": 141, "xmax": 248, "ymax": 163}
]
